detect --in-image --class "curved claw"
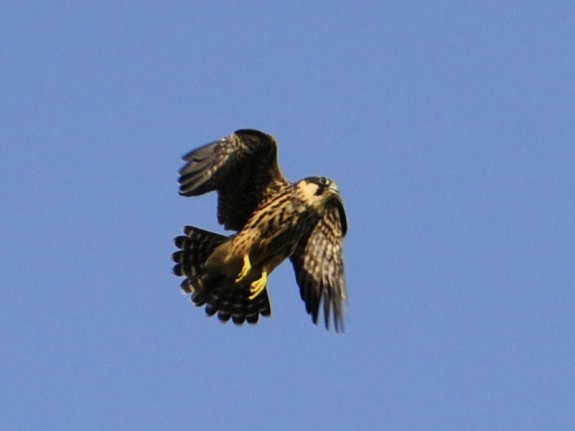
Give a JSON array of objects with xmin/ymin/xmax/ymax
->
[
  {"xmin": 235, "ymin": 255, "xmax": 251, "ymax": 283},
  {"xmin": 249, "ymin": 271, "xmax": 267, "ymax": 300}
]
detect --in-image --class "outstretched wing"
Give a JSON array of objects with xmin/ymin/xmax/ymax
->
[
  {"xmin": 178, "ymin": 129, "xmax": 288, "ymax": 231},
  {"xmin": 290, "ymin": 197, "xmax": 348, "ymax": 332}
]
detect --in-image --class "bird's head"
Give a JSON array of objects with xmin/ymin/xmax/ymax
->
[
  {"xmin": 296, "ymin": 176, "xmax": 347, "ymax": 236},
  {"xmin": 296, "ymin": 176, "xmax": 340, "ymax": 210}
]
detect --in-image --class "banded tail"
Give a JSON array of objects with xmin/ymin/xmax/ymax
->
[{"xmin": 172, "ymin": 226, "xmax": 271, "ymax": 325}]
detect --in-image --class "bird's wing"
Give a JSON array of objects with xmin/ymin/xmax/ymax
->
[
  {"xmin": 178, "ymin": 129, "xmax": 288, "ymax": 231},
  {"xmin": 290, "ymin": 197, "xmax": 348, "ymax": 332}
]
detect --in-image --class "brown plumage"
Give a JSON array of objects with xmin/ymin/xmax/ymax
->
[{"xmin": 172, "ymin": 129, "xmax": 348, "ymax": 331}]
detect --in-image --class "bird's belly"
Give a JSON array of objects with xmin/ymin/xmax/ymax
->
[
  {"xmin": 231, "ymin": 224, "xmax": 291, "ymax": 263},
  {"xmin": 253, "ymin": 221, "xmax": 310, "ymax": 267}
]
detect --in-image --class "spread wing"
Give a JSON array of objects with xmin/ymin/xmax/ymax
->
[
  {"xmin": 290, "ymin": 197, "xmax": 348, "ymax": 332},
  {"xmin": 178, "ymin": 129, "xmax": 288, "ymax": 231}
]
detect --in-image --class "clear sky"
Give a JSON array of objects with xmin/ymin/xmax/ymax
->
[{"xmin": 2, "ymin": 2, "xmax": 574, "ymax": 430}]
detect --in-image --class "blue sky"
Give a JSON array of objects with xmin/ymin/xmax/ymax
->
[{"xmin": 2, "ymin": 2, "xmax": 574, "ymax": 430}]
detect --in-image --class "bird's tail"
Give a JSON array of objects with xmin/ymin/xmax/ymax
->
[
  {"xmin": 173, "ymin": 226, "xmax": 227, "ymax": 281},
  {"xmin": 172, "ymin": 226, "xmax": 271, "ymax": 325}
]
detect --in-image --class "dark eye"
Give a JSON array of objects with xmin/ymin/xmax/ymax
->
[{"xmin": 318, "ymin": 177, "xmax": 329, "ymax": 186}]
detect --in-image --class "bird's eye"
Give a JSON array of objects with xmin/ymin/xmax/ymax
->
[{"xmin": 318, "ymin": 177, "xmax": 329, "ymax": 186}]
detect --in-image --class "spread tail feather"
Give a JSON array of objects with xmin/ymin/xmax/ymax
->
[
  {"xmin": 172, "ymin": 226, "xmax": 228, "ymax": 281},
  {"xmin": 172, "ymin": 226, "xmax": 271, "ymax": 325}
]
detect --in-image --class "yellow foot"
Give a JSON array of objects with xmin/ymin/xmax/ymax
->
[
  {"xmin": 235, "ymin": 254, "xmax": 252, "ymax": 283},
  {"xmin": 249, "ymin": 271, "xmax": 267, "ymax": 300}
]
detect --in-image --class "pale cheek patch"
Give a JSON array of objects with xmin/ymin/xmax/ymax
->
[{"xmin": 297, "ymin": 182, "xmax": 320, "ymax": 203}]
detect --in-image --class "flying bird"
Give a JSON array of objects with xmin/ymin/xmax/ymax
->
[{"xmin": 172, "ymin": 129, "xmax": 348, "ymax": 331}]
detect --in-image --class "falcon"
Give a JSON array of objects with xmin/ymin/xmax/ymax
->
[{"xmin": 172, "ymin": 129, "xmax": 348, "ymax": 331}]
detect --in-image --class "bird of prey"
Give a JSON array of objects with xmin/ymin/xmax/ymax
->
[{"xmin": 172, "ymin": 129, "xmax": 348, "ymax": 331}]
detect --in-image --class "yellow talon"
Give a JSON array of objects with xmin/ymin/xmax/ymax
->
[
  {"xmin": 235, "ymin": 254, "xmax": 252, "ymax": 283},
  {"xmin": 249, "ymin": 271, "xmax": 267, "ymax": 300}
]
